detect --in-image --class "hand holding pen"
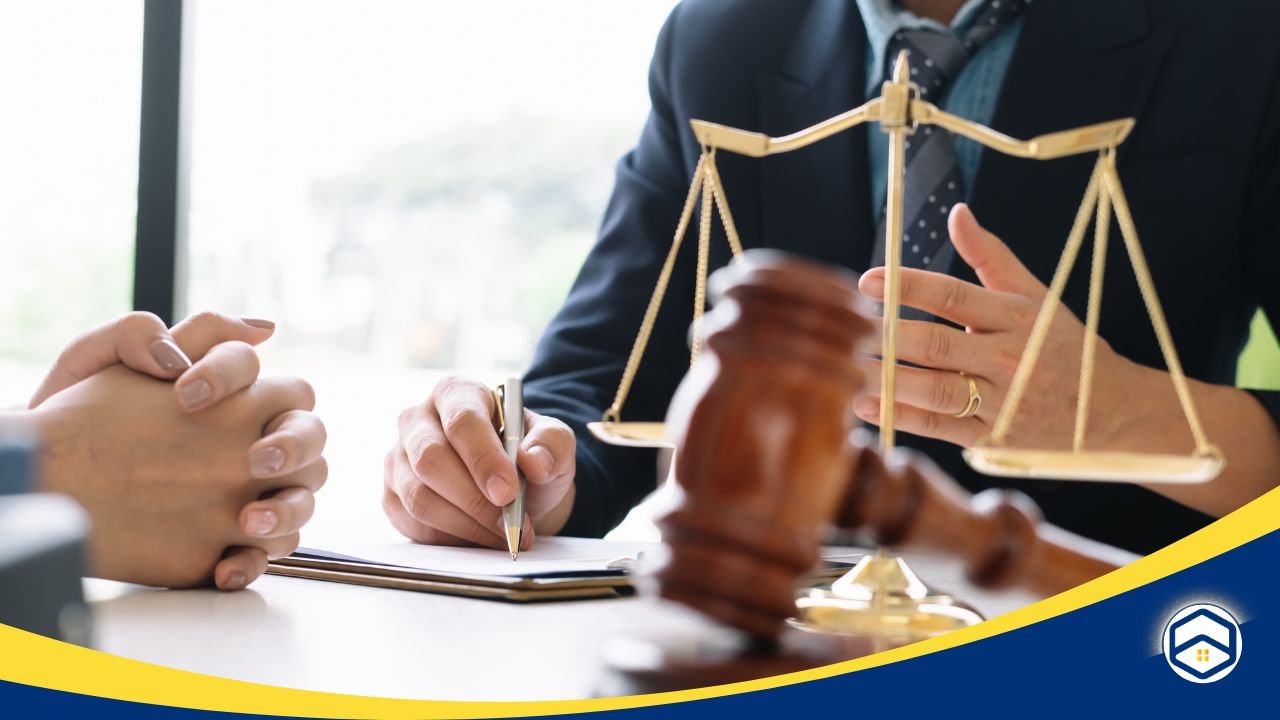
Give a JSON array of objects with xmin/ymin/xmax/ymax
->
[{"xmin": 382, "ymin": 375, "xmax": 578, "ymax": 551}]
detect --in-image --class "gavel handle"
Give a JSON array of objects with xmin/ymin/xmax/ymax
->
[
  {"xmin": 959, "ymin": 488, "xmax": 1136, "ymax": 596},
  {"xmin": 840, "ymin": 446, "xmax": 1138, "ymax": 598}
]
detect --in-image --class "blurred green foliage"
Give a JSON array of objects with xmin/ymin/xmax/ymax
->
[
  {"xmin": 1238, "ymin": 311, "xmax": 1280, "ymax": 389},
  {"xmin": 0, "ymin": 239, "xmax": 133, "ymax": 362},
  {"xmin": 309, "ymin": 115, "xmax": 633, "ymax": 369}
]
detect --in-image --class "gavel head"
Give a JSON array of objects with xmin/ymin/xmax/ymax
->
[{"xmin": 655, "ymin": 249, "xmax": 873, "ymax": 639}]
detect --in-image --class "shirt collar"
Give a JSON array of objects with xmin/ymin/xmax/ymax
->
[{"xmin": 855, "ymin": 0, "xmax": 1029, "ymax": 83}]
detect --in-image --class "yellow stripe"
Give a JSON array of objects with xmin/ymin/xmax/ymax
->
[{"xmin": 1, "ymin": 485, "xmax": 1276, "ymax": 718}]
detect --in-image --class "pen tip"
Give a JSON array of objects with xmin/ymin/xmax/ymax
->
[{"xmin": 505, "ymin": 526, "xmax": 521, "ymax": 561}]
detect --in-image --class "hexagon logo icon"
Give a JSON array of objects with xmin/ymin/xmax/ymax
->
[{"xmin": 1162, "ymin": 603, "xmax": 1242, "ymax": 683}]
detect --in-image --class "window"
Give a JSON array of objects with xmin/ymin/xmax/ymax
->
[
  {"xmin": 0, "ymin": 1, "xmax": 144, "ymax": 406},
  {"xmin": 185, "ymin": 0, "xmax": 678, "ymax": 537}
]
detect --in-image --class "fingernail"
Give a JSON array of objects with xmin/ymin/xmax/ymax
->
[
  {"xmin": 225, "ymin": 571, "xmax": 247, "ymax": 590},
  {"xmin": 529, "ymin": 445, "xmax": 555, "ymax": 476},
  {"xmin": 250, "ymin": 446, "xmax": 286, "ymax": 477},
  {"xmin": 854, "ymin": 398, "xmax": 878, "ymax": 417},
  {"xmin": 241, "ymin": 317, "xmax": 275, "ymax": 330},
  {"xmin": 245, "ymin": 509, "xmax": 278, "ymax": 536},
  {"xmin": 177, "ymin": 379, "xmax": 212, "ymax": 410},
  {"xmin": 149, "ymin": 339, "xmax": 191, "ymax": 372},
  {"xmin": 861, "ymin": 274, "xmax": 885, "ymax": 297},
  {"xmin": 486, "ymin": 476, "xmax": 509, "ymax": 505}
]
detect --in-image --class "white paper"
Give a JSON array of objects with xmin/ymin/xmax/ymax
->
[
  {"xmin": 297, "ymin": 536, "xmax": 666, "ymax": 577},
  {"xmin": 297, "ymin": 535, "xmax": 864, "ymax": 578}
]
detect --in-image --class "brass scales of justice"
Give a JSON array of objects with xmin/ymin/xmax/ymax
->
[{"xmin": 589, "ymin": 52, "xmax": 1226, "ymax": 641}]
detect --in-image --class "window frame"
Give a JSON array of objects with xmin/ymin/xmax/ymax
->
[{"xmin": 133, "ymin": 0, "xmax": 189, "ymax": 323}]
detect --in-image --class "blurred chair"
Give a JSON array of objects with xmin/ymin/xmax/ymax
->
[{"xmin": 0, "ymin": 432, "xmax": 92, "ymax": 645}]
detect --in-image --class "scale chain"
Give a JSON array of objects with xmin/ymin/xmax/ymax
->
[
  {"xmin": 602, "ymin": 154, "xmax": 708, "ymax": 424},
  {"xmin": 1074, "ymin": 167, "xmax": 1112, "ymax": 451},
  {"xmin": 990, "ymin": 156, "xmax": 1104, "ymax": 445},
  {"xmin": 705, "ymin": 159, "xmax": 746, "ymax": 257},
  {"xmin": 602, "ymin": 151, "xmax": 745, "ymax": 425},
  {"xmin": 1101, "ymin": 157, "xmax": 1218, "ymax": 457},
  {"xmin": 690, "ymin": 152, "xmax": 716, "ymax": 363}
]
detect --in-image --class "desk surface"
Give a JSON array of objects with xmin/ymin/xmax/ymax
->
[
  {"xmin": 86, "ymin": 548, "xmax": 1038, "ymax": 701},
  {"xmin": 82, "ymin": 372, "xmax": 1039, "ymax": 701}
]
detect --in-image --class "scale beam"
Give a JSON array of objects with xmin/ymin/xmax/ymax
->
[
  {"xmin": 690, "ymin": 99, "xmax": 884, "ymax": 157},
  {"xmin": 687, "ymin": 98, "xmax": 1133, "ymax": 163},
  {"xmin": 918, "ymin": 105, "xmax": 1134, "ymax": 160}
]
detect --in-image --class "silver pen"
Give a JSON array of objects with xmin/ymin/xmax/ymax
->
[{"xmin": 500, "ymin": 377, "xmax": 526, "ymax": 560}]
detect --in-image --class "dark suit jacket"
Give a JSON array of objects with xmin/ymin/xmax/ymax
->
[{"xmin": 525, "ymin": 0, "xmax": 1280, "ymax": 554}]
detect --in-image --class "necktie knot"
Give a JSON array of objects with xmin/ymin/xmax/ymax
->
[{"xmin": 883, "ymin": 0, "xmax": 1028, "ymax": 101}]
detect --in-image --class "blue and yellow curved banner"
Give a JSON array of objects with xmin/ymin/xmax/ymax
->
[{"xmin": 3, "ymin": 486, "xmax": 1277, "ymax": 718}]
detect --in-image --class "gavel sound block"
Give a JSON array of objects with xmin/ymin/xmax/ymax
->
[{"xmin": 602, "ymin": 250, "xmax": 1131, "ymax": 694}]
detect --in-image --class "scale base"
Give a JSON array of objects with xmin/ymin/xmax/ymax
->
[
  {"xmin": 791, "ymin": 596, "xmax": 981, "ymax": 640},
  {"xmin": 598, "ymin": 557, "xmax": 981, "ymax": 695},
  {"xmin": 792, "ymin": 554, "xmax": 983, "ymax": 641},
  {"xmin": 963, "ymin": 447, "xmax": 1224, "ymax": 484}
]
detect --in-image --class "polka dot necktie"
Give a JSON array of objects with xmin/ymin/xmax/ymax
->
[{"xmin": 869, "ymin": 0, "xmax": 1028, "ymax": 279}]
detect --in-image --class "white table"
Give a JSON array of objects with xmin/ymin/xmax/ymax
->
[
  {"xmin": 82, "ymin": 370, "xmax": 1038, "ymax": 700},
  {"xmin": 86, "ymin": 544, "xmax": 1037, "ymax": 701}
]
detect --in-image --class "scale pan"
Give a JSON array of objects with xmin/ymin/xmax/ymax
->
[
  {"xmin": 963, "ymin": 447, "xmax": 1223, "ymax": 484},
  {"xmin": 586, "ymin": 422, "xmax": 674, "ymax": 449}
]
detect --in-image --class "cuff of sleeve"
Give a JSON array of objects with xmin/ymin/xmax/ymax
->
[{"xmin": 559, "ymin": 443, "xmax": 611, "ymax": 538}]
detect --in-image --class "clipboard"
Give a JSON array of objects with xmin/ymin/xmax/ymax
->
[
  {"xmin": 266, "ymin": 541, "xmax": 864, "ymax": 603},
  {"xmin": 267, "ymin": 556, "xmax": 631, "ymax": 602}
]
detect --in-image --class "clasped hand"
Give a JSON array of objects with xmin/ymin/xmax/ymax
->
[{"xmin": 27, "ymin": 312, "xmax": 327, "ymax": 590}]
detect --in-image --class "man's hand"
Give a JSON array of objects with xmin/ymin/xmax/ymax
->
[
  {"xmin": 28, "ymin": 311, "xmax": 327, "ymax": 590},
  {"xmin": 855, "ymin": 203, "xmax": 1146, "ymax": 449},
  {"xmin": 384, "ymin": 376, "xmax": 576, "ymax": 549}
]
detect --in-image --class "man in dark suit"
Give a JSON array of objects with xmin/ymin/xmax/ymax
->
[{"xmin": 383, "ymin": 0, "xmax": 1280, "ymax": 555}]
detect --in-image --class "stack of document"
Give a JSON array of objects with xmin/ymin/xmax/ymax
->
[
  {"xmin": 269, "ymin": 537, "xmax": 650, "ymax": 602},
  {"xmin": 268, "ymin": 537, "xmax": 863, "ymax": 603}
]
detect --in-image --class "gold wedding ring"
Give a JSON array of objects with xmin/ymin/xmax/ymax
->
[{"xmin": 953, "ymin": 373, "xmax": 982, "ymax": 419}]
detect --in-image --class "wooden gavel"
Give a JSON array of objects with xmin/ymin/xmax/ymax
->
[{"xmin": 654, "ymin": 249, "xmax": 1133, "ymax": 640}]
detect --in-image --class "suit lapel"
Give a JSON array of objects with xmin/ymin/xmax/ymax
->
[
  {"xmin": 967, "ymin": 0, "xmax": 1174, "ymax": 286},
  {"xmin": 755, "ymin": 0, "xmax": 872, "ymax": 270}
]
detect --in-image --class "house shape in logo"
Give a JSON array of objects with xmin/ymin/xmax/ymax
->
[{"xmin": 1167, "ymin": 607, "xmax": 1238, "ymax": 680}]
